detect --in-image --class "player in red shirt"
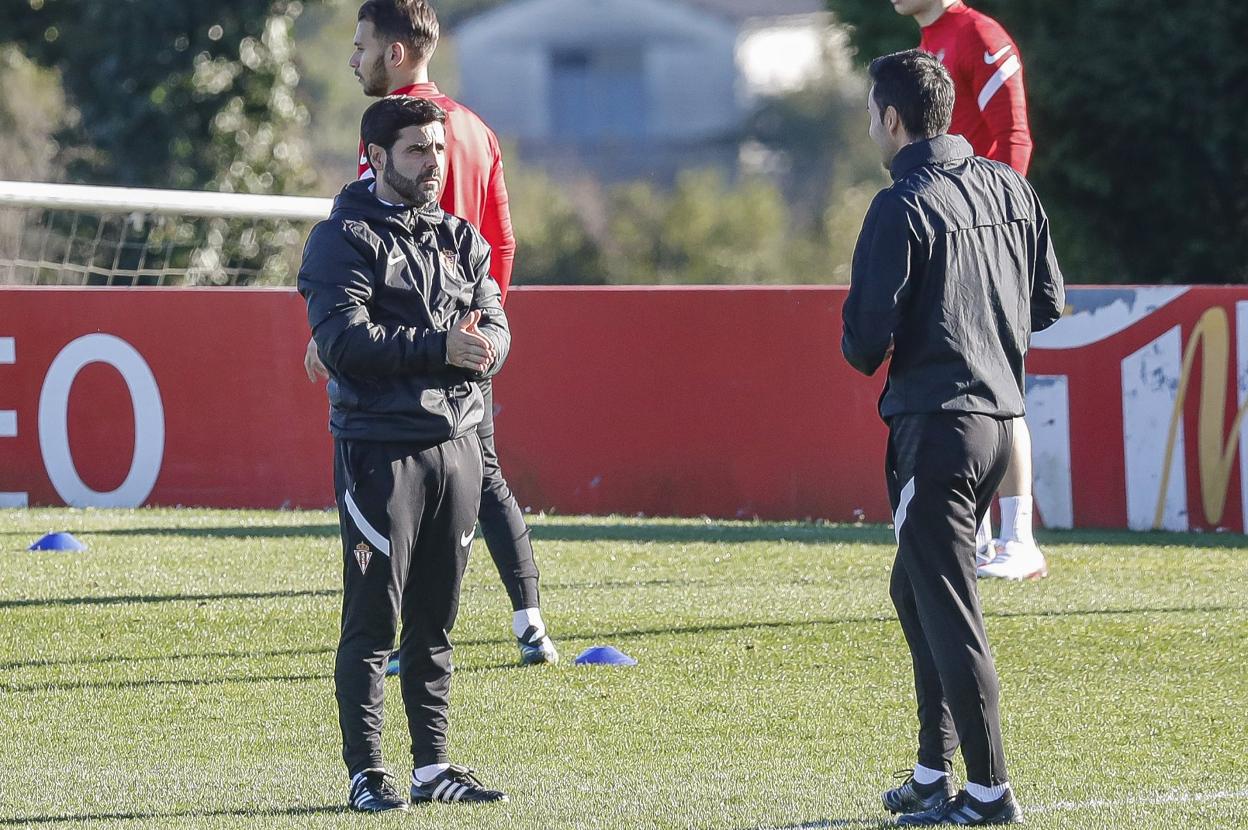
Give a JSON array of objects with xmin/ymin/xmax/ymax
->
[
  {"xmin": 352, "ymin": 47, "xmax": 515, "ymax": 297},
  {"xmin": 898, "ymin": 0, "xmax": 1032, "ymax": 174},
  {"xmin": 894, "ymin": 0, "xmax": 1047, "ymax": 583},
  {"xmin": 307, "ymin": 0, "xmax": 557, "ymax": 686}
]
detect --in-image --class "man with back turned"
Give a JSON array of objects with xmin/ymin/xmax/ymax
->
[{"xmin": 842, "ymin": 49, "xmax": 1064, "ymax": 825}]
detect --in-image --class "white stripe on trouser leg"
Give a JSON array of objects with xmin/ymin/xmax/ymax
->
[
  {"xmin": 343, "ymin": 489, "xmax": 391, "ymax": 556},
  {"xmin": 894, "ymin": 477, "xmax": 916, "ymax": 544},
  {"xmin": 978, "ymin": 55, "xmax": 1020, "ymax": 110}
]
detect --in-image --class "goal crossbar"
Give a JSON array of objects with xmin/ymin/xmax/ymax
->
[{"xmin": 0, "ymin": 180, "xmax": 332, "ymax": 222}]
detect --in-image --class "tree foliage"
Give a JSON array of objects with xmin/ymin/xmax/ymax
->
[
  {"xmin": 0, "ymin": 45, "xmax": 76, "ymax": 181},
  {"xmin": 827, "ymin": 0, "xmax": 1248, "ymax": 283},
  {"xmin": 0, "ymin": 0, "xmax": 313, "ymax": 194}
]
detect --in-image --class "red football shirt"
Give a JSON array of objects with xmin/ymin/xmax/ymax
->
[
  {"xmin": 919, "ymin": 1, "xmax": 1032, "ymax": 175},
  {"xmin": 358, "ymin": 82, "xmax": 517, "ymax": 300}
]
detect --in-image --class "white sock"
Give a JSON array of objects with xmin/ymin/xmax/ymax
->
[
  {"xmin": 413, "ymin": 763, "xmax": 449, "ymax": 784},
  {"xmin": 912, "ymin": 764, "xmax": 948, "ymax": 785},
  {"xmin": 965, "ymin": 781, "xmax": 1010, "ymax": 802},
  {"xmin": 513, "ymin": 607, "xmax": 545, "ymax": 641},
  {"xmin": 999, "ymin": 496, "xmax": 1034, "ymax": 545},
  {"xmin": 976, "ymin": 512, "xmax": 994, "ymax": 551}
]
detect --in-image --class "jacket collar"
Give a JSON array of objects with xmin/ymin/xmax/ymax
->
[
  {"xmin": 334, "ymin": 179, "xmax": 445, "ymax": 228},
  {"xmin": 889, "ymin": 134, "xmax": 974, "ymax": 181}
]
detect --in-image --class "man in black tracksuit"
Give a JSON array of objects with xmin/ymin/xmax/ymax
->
[
  {"xmin": 298, "ymin": 95, "xmax": 510, "ymax": 812},
  {"xmin": 842, "ymin": 51, "xmax": 1063, "ymax": 826}
]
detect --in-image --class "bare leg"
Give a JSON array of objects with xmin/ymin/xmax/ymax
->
[
  {"xmin": 997, "ymin": 418, "xmax": 1035, "ymax": 546},
  {"xmin": 978, "ymin": 417, "xmax": 1048, "ymax": 579},
  {"xmin": 998, "ymin": 417, "xmax": 1031, "ymax": 498}
]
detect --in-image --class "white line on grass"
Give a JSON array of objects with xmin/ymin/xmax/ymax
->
[
  {"xmin": 757, "ymin": 790, "xmax": 1248, "ymax": 830},
  {"xmin": 1031, "ymin": 787, "xmax": 1248, "ymax": 813}
]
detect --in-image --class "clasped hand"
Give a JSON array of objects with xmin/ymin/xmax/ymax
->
[{"xmin": 446, "ymin": 310, "xmax": 495, "ymax": 374}]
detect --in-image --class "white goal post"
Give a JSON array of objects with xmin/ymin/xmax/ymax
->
[{"xmin": 0, "ymin": 180, "xmax": 333, "ymax": 287}]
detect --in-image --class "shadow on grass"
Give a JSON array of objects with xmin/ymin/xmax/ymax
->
[
  {"xmin": 0, "ymin": 588, "xmax": 336, "ymax": 610},
  {"xmin": 739, "ymin": 820, "xmax": 893, "ymax": 830},
  {"xmin": 0, "ymin": 658, "xmax": 523, "ymax": 694},
  {"xmin": 531, "ymin": 523, "xmax": 897, "ymax": 546},
  {"xmin": 66, "ymin": 521, "xmax": 896, "ymax": 546},
  {"xmin": 534, "ymin": 522, "xmax": 1248, "ymax": 549},
  {"xmin": 4, "ymin": 602, "xmax": 1240, "ymax": 690},
  {"xmin": 19, "ymin": 520, "xmax": 1248, "ymax": 549},
  {"xmin": 0, "ymin": 805, "xmax": 346, "ymax": 825},
  {"xmin": 554, "ymin": 603, "xmax": 1245, "ymax": 648},
  {"xmin": 0, "ymin": 645, "xmax": 335, "ymax": 672},
  {"xmin": 78, "ymin": 524, "xmax": 339, "ymax": 539},
  {"xmin": 0, "ymin": 575, "xmax": 852, "ymax": 613}
]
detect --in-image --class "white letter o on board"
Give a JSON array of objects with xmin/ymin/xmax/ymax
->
[{"xmin": 38, "ymin": 334, "xmax": 165, "ymax": 507}]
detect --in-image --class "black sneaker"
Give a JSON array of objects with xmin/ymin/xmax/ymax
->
[
  {"xmin": 517, "ymin": 625, "xmax": 559, "ymax": 666},
  {"xmin": 410, "ymin": 764, "xmax": 508, "ymax": 804},
  {"xmin": 883, "ymin": 770, "xmax": 957, "ymax": 814},
  {"xmin": 348, "ymin": 768, "xmax": 409, "ymax": 812},
  {"xmin": 896, "ymin": 788, "xmax": 1023, "ymax": 825}
]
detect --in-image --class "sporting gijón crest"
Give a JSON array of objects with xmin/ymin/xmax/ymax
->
[{"xmin": 354, "ymin": 542, "xmax": 373, "ymax": 574}]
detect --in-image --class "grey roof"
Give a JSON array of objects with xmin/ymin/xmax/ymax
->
[{"xmin": 678, "ymin": 0, "xmax": 826, "ymax": 23}]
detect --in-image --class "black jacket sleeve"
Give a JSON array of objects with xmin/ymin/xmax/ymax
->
[
  {"xmin": 1029, "ymin": 200, "xmax": 1065, "ymax": 333},
  {"xmin": 297, "ymin": 220, "xmax": 447, "ymax": 377},
  {"xmin": 464, "ymin": 227, "xmax": 510, "ymax": 380},
  {"xmin": 842, "ymin": 191, "xmax": 921, "ymax": 376}
]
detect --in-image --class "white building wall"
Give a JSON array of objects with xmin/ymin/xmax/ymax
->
[
  {"xmin": 646, "ymin": 40, "xmax": 739, "ymax": 139},
  {"xmin": 454, "ymin": 42, "xmax": 549, "ymax": 141},
  {"xmin": 455, "ymin": 0, "xmax": 740, "ymax": 142}
]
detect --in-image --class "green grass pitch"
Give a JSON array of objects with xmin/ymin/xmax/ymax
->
[{"xmin": 1, "ymin": 508, "xmax": 1245, "ymax": 829}]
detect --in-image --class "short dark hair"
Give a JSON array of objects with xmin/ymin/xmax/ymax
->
[
  {"xmin": 868, "ymin": 49, "xmax": 953, "ymax": 139},
  {"xmin": 360, "ymin": 95, "xmax": 447, "ymax": 159},
  {"xmin": 358, "ymin": 0, "xmax": 439, "ymax": 64}
]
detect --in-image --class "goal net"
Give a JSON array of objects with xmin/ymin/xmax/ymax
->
[{"xmin": 0, "ymin": 180, "xmax": 332, "ymax": 287}]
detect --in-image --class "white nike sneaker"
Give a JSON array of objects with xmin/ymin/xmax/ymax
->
[
  {"xmin": 976, "ymin": 540, "xmax": 1048, "ymax": 580},
  {"xmin": 976, "ymin": 538, "xmax": 999, "ymax": 569}
]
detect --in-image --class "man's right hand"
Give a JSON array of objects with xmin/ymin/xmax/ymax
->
[
  {"xmin": 446, "ymin": 310, "xmax": 495, "ymax": 374},
  {"xmin": 304, "ymin": 336, "xmax": 329, "ymax": 382}
]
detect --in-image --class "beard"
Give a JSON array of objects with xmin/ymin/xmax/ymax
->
[
  {"xmin": 382, "ymin": 162, "xmax": 439, "ymax": 209},
  {"xmin": 359, "ymin": 54, "xmax": 389, "ymax": 97}
]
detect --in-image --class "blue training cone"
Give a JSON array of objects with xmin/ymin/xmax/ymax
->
[
  {"xmin": 28, "ymin": 532, "xmax": 87, "ymax": 552},
  {"xmin": 573, "ymin": 645, "xmax": 637, "ymax": 666}
]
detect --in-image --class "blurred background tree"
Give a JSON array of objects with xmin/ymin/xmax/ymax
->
[
  {"xmin": 294, "ymin": 1, "xmax": 881, "ymax": 285},
  {"xmin": 7, "ymin": 0, "xmax": 1237, "ymax": 285},
  {"xmin": 0, "ymin": 0, "xmax": 314, "ymax": 195},
  {"xmin": 0, "ymin": 45, "xmax": 78, "ymax": 182},
  {"xmin": 827, "ymin": 0, "xmax": 1248, "ymax": 284}
]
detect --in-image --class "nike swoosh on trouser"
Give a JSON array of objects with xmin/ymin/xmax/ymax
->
[
  {"xmin": 344, "ymin": 489, "xmax": 391, "ymax": 556},
  {"xmin": 894, "ymin": 477, "xmax": 916, "ymax": 544}
]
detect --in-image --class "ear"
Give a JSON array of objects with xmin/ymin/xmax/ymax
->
[
  {"xmin": 388, "ymin": 40, "xmax": 406, "ymax": 68},
  {"xmin": 883, "ymin": 105, "xmax": 902, "ymax": 137},
  {"xmin": 366, "ymin": 142, "xmax": 387, "ymax": 174}
]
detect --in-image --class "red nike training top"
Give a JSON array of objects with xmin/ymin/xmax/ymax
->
[
  {"xmin": 358, "ymin": 82, "xmax": 517, "ymax": 300},
  {"xmin": 919, "ymin": 1, "xmax": 1033, "ymax": 175}
]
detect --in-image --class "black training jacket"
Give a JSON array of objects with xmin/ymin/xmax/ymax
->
[
  {"xmin": 298, "ymin": 179, "xmax": 510, "ymax": 444},
  {"xmin": 842, "ymin": 134, "xmax": 1064, "ymax": 419}
]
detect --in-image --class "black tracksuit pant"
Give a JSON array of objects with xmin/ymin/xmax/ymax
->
[
  {"xmin": 333, "ymin": 433, "xmax": 483, "ymax": 776},
  {"xmin": 885, "ymin": 411, "xmax": 1013, "ymax": 786},
  {"xmin": 477, "ymin": 379, "xmax": 541, "ymax": 612}
]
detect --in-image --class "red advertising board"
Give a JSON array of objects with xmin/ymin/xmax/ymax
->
[{"xmin": 1, "ymin": 285, "xmax": 1246, "ymax": 531}]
